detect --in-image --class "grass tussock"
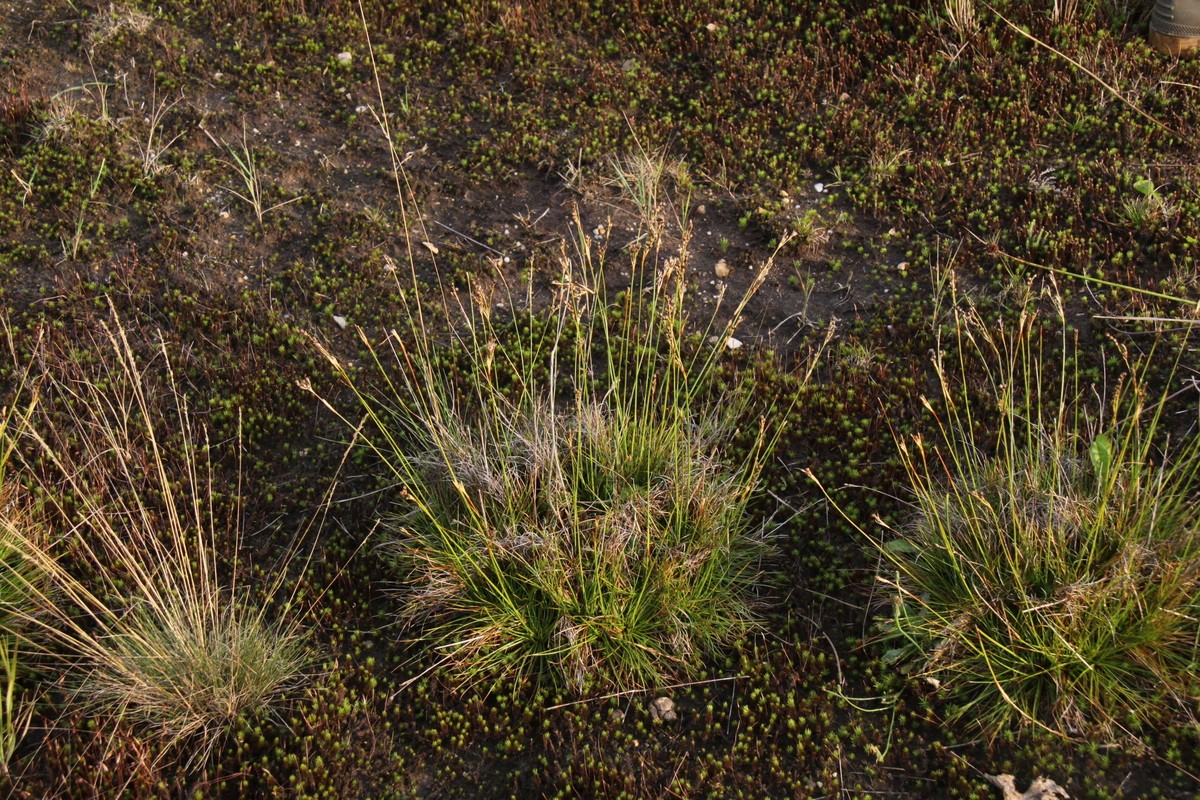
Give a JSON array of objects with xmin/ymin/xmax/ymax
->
[
  {"xmin": 390, "ymin": 392, "xmax": 764, "ymax": 691},
  {"xmin": 858, "ymin": 280, "xmax": 1200, "ymax": 740},
  {"xmin": 3, "ymin": 309, "xmax": 309, "ymax": 762},
  {"xmin": 314, "ymin": 203, "xmax": 791, "ymax": 691}
]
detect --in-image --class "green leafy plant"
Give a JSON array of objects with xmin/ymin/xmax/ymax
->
[
  {"xmin": 6, "ymin": 308, "xmax": 310, "ymax": 763},
  {"xmin": 312, "ymin": 212, "xmax": 792, "ymax": 691},
  {"xmin": 1119, "ymin": 176, "xmax": 1173, "ymax": 230},
  {"xmin": 813, "ymin": 279, "xmax": 1200, "ymax": 740}
]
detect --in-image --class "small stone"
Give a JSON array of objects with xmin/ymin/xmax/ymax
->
[
  {"xmin": 333, "ymin": 315, "xmax": 348, "ymax": 329},
  {"xmin": 839, "ymin": 91, "xmax": 850, "ymax": 102},
  {"xmin": 896, "ymin": 261, "xmax": 909, "ymax": 272},
  {"xmin": 705, "ymin": 22, "xmax": 719, "ymax": 32},
  {"xmin": 649, "ymin": 696, "xmax": 677, "ymax": 722},
  {"xmin": 336, "ymin": 51, "xmax": 352, "ymax": 65},
  {"xmin": 695, "ymin": 204, "xmax": 707, "ymax": 215},
  {"xmin": 714, "ymin": 258, "xmax": 730, "ymax": 278},
  {"xmin": 814, "ymin": 182, "xmax": 826, "ymax": 194},
  {"xmin": 709, "ymin": 334, "xmax": 742, "ymax": 350}
]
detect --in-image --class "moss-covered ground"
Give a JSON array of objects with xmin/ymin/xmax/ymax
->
[{"xmin": 2, "ymin": 1, "xmax": 1199, "ymax": 797}]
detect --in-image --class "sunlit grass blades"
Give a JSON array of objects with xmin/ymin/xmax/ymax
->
[
  {"xmin": 6, "ymin": 309, "xmax": 309, "ymax": 762},
  {"xmin": 384, "ymin": 393, "xmax": 765, "ymax": 691},
  {"xmin": 0, "ymin": 356, "xmax": 40, "ymax": 773},
  {"xmin": 313, "ymin": 213, "xmax": 787, "ymax": 691},
  {"xmin": 898, "ymin": 297, "xmax": 1199, "ymax": 739},
  {"xmin": 813, "ymin": 279, "xmax": 1200, "ymax": 740}
]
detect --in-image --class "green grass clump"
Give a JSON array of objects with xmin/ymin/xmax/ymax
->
[
  {"xmin": 836, "ymin": 281, "xmax": 1200, "ymax": 741},
  {"xmin": 316, "ymin": 213, "xmax": 787, "ymax": 691},
  {"xmin": 389, "ymin": 390, "xmax": 764, "ymax": 691}
]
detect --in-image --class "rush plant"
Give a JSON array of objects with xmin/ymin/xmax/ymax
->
[
  {"xmin": 814, "ymin": 278, "xmax": 1200, "ymax": 740},
  {"xmin": 313, "ymin": 211, "xmax": 792, "ymax": 691}
]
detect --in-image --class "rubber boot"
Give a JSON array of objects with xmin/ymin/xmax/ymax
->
[{"xmin": 1151, "ymin": 0, "xmax": 1200, "ymax": 55}]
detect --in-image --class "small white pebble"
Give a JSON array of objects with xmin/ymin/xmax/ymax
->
[
  {"xmin": 708, "ymin": 335, "xmax": 742, "ymax": 350},
  {"xmin": 337, "ymin": 51, "xmax": 352, "ymax": 65}
]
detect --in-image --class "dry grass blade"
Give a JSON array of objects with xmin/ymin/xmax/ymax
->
[
  {"xmin": 1051, "ymin": 0, "xmax": 1079, "ymax": 26},
  {"xmin": 5, "ymin": 304, "xmax": 309, "ymax": 766},
  {"xmin": 944, "ymin": 0, "xmax": 979, "ymax": 41},
  {"xmin": 202, "ymin": 120, "xmax": 303, "ymax": 224}
]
